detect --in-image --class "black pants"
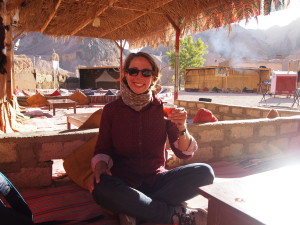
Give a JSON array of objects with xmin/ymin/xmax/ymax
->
[{"xmin": 93, "ymin": 163, "xmax": 215, "ymax": 224}]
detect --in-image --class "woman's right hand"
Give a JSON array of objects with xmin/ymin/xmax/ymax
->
[{"xmin": 88, "ymin": 161, "xmax": 112, "ymax": 193}]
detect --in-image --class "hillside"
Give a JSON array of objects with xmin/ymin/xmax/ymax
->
[
  {"xmin": 15, "ymin": 33, "xmax": 121, "ymax": 74},
  {"xmin": 142, "ymin": 17, "xmax": 300, "ymax": 66}
]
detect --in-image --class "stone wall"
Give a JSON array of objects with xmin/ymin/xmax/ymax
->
[
  {"xmin": 0, "ymin": 129, "xmax": 98, "ymax": 188},
  {"xmin": 169, "ymin": 116, "xmax": 300, "ymax": 167},
  {"xmin": 175, "ymin": 100, "xmax": 300, "ymax": 121},
  {"xmin": 1, "ymin": 101, "xmax": 300, "ymax": 188}
]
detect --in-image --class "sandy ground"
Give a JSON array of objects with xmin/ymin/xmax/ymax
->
[
  {"xmin": 22, "ymin": 105, "xmax": 102, "ymax": 132},
  {"xmin": 21, "ymin": 91, "xmax": 300, "ymax": 132},
  {"xmin": 178, "ymin": 91, "xmax": 300, "ymax": 109}
]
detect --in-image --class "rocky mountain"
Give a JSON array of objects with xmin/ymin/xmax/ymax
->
[
  {"xmin": 15, "ymin": 33, "xmax": 121, "ymax": 75},
  {"xmin": 195, "ymin": 17, "xmax": 300, "ymax": 60},
  {"xmin": 141, "ymin": 17, "xmax": 300, "ymax": 67}
]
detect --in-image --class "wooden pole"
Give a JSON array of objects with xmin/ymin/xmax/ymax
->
[
  {"xmin": 114, "ymin": 40, "xmax": 125, "ymax": 90},
  {"xmin": 3, "ymin": 3, "xmax": 13, "ymax": 101},
  {"xmin": 165, "ymin": 15, "xmax": 180, "ymax": 102},
  {"xmin": 6, "ymin": 21, "xmax": 12, "ymax": 101},
  {"xmin": 174, "ymin": 29, "xmax": 180, "ymax": 101}
]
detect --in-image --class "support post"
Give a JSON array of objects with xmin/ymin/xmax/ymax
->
[
  {"xmin": 4, "ymin": 8, "xmax": 13, "ymax": 101},
  {"xmin": 114, "ymin": 40, "xmax": 125, "ymax": 90},
  {"xmin": 174, "ymin": 29, "xmax": 180, "ymax": 101}
]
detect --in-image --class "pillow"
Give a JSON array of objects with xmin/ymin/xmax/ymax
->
[
  {"xmin": 13, "ymin": 87, "xmax": 21, "ymax": 96},
  {"xmin": 79, "ymin": 109, "xmax": 103, "ymax": 129},
  {"xmin": 68, "ymin": 90, "xmax": 89, "ymax": 105},
  {"xmin": 193, "ymin": 108, "xmax": 218, "ymax": 124},
  {"xmin": 266, "ymin": 109, "xmax": 279, "ymax": 118},
  {"xmin": 49, "ymin": 90, "xmax": 61, "ymax": 96},
  {"xmin": 105, "ymin": 90, "xmax": 116, "ymax": 96},
  {"xmin": 63, "ymin": 135, "xmax": 98, "ymax": 190},
  {"xmin": 22, "ymin": 90, "xmax": 32, "ymax": 96},
  {"xmin": 26, "ymin": 93, "xmax": 49, "ymax": 107}
]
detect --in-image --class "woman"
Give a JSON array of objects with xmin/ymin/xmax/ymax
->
[{"xmin": 90, "ymin": 52, "xmax": 214, "ymax": 225}]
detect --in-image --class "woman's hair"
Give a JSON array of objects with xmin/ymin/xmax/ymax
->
[{"xmin": 123, "ymin": 52, "xmax": 159, "ymax": 83}]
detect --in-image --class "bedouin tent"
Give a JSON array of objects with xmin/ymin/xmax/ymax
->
[{"xmin": 0, "ymin": 0, "xmax": 282, "ymax": 133}]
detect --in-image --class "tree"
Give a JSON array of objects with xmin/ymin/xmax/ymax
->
[{"xmin": 166, "ymin": 36, "xmax": 208, "ymax": 84}]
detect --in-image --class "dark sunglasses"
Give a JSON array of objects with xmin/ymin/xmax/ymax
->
[{"xmin": 126, "ymin": 68, "xmax": 153, "ymax": 77}]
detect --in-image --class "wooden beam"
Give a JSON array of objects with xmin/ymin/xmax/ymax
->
[
  {"xmin": 165, "ymin": 14, "xmax": 180, "ymax": 33},
  {"xmin": 5, "ymin": 16, "xmax": 13, "ymax": 101},
  {"xmin": 114, "ymin": 40, "xmax": 124, "ymax": 89},
  {"xmin": 12, "ymin": 30, "xmax": 23, "ymax": 41},
  {"xmin": 101, "ymin": 4, "xmax": 164, "ymax": 15},
  {"xmin": 71, "ymin": 0, "xmax": 118, "ymax": 35},
  {"xmin": 40, "ymin": 0, "xmax": 62, "ymax": 32},
  {"xmin": 99, "ymin": 0, "xmax": 173, "ymax": 38}
]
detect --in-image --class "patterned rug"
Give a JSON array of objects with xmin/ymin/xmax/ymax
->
[{"xmin": 21, "ymin": 183, "xmax": 119, "ymax": 225}]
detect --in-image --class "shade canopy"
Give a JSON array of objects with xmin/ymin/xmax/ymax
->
[{"xmin": 7, "ymin": 0, "xmax": 271, "ymax": 48}]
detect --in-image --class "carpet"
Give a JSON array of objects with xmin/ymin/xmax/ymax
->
[{"xmin": 21, "ymin": 183, "xmax": 119, "ymax": 225}]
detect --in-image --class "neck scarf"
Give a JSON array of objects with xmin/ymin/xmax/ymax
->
[{"xmin": 120, "ymin": 79, "xmax": 152, "ymax": 111}]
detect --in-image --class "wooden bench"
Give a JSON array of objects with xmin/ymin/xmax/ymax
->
[{"xmin": 66, "ymin": 113, "xmax": 93, "ymax": 129}]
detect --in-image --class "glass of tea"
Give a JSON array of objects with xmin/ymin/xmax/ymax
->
[{"xmin": 163, "ymin": 103, "xmax": 177, "ymax": 116}]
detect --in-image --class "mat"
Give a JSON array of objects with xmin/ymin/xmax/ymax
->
[{"xmin": 21, "ymin": 183, "xmax": 119, "ymax": 225}]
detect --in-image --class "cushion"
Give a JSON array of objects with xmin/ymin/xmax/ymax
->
[
  {"xmin": 63, "ymin": 135, "xmax": 98, "ymax": 190},
  {"xmin": 266, "ymin": 109, "xmax": 279, "ymax": 118},
  {"xmin": 105, "ymin": 90, "xmax": 116, "ymax": 96},
  {"xmin": 193, "ymin": 108, "xmax": 218, "ymax": 124},
  {"xmin": 68, "ymin": 90, "xmax": 89, "ymax": 105},
  {"xmin": 79, "ymin": 109, "xmax": 103, "ymax": 129},
  {"xmin": 26, "ymin": 93, "xmax": 49, "ymax": 107},
  {"xmin": 13, "ymin": 87, "xmax": 21, "ymax": 96},
  {"xmin": 49, "ymin": 90, "xmax": 61, "ymax": 96},
  {"xmin": 22, "ymin": 90, "xmax": 32, "ymax": 96},
  {"xmin": 234, "ymin": 87, "xmax": 241, "ymax": 93}
]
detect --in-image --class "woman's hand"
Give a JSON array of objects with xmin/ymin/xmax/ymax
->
[
  {"xmin": 88, "ymin": 161, "xmax": 112, "ymax": 193},
  {"xmin": 167, "ymin": 107, "xmax": 187, "ymax": 130}
]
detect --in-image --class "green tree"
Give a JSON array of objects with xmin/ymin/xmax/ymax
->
[{"xmin": 166, "ymin": 36, "xmax": 208, "ymax": 84}]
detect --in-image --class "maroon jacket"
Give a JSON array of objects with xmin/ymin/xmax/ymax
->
[{"xmin": 94, "ymin": 94, "xmax": 192, "ymax": 188}]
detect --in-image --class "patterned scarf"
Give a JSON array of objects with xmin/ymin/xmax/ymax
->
[{"xmin": 120, "ymin": 79, "xmax": 152, "ymax": 111}]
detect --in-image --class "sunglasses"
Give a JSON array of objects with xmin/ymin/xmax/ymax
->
[{"xmin": 126, "ymin": 68, "xmax": 153, "ymax": 77}]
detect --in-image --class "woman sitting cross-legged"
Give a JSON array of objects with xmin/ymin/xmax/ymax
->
[{"xmin": 89, "ymin": 52, "xmax": 214, "ymax": 225}]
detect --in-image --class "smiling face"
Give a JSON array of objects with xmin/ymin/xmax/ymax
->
[{"xmin": 125, "ymin": 56, "xmax": 154, "ymax": 94}]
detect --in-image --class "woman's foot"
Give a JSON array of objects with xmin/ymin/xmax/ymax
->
[{"xmin": 172, "ymin": 207, "xmax": 207, "ymax": 225}]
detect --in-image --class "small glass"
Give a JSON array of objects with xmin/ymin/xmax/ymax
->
[{"xmin": 163, "ymin": 103, "xmax": 177, "ymax": 116}]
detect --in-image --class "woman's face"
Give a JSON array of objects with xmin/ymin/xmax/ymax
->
[{"xmin": 125, "ymin": 57, "xmax": 154, "ymax": 94}]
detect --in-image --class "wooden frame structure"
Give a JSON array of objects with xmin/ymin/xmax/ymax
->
[{"xmin": 0, "ymin": 0, "xmax": 272, "ymax": 133}]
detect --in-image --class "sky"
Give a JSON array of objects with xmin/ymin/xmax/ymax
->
[{"xmin": 240, "ymin": 0, "xmax": 300, "ymax": 30}]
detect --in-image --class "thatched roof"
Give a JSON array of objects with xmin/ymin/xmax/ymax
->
[{"xmin": 7, "ymin": 0, "xmax": 271, "ymax": 48}]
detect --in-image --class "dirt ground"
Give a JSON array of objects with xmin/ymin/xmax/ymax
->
[
  {"xmin": 21, "ymin": 91, "xmax": 300, "ymax": 132},
  {"xmin": 178, "ymin": 91, "xmax": 300, "ymax": 109}
]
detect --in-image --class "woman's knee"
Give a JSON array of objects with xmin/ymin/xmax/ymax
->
[
  {"xmin": 189, "ymin": 163, "xmax": 215, "ymax": 184},
  {"xmin": 93, "ymin": 175, "xmax": 123, "ymax": 200}
]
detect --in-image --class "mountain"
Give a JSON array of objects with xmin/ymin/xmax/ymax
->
[
  {"xmin": 15, "ymin": 33, "xmax": 121, "ymax": 74},
  {"xmin": 142, "ymin": 17, "xmax": 300, "ymax": 66}
]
